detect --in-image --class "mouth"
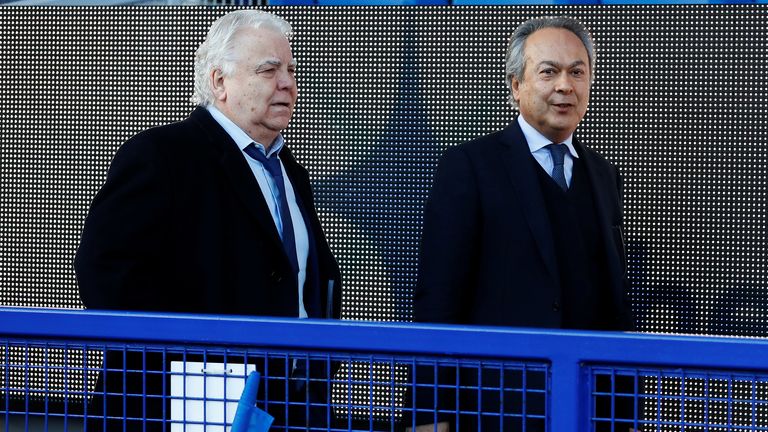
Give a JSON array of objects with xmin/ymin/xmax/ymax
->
[
  {"xmin": 552, "ymin": 103, "xmax": 573, "ymax": 109},
  {"xmin": 271, "ymin": 102, "xmax": 292, "ymax": 108}
]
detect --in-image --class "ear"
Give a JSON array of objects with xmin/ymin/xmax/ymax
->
[
  {"xmin": 510, "ymin": 75, "xmax": 521, "ymax": 104},
  {"xmin": 210, "ymin": 68, "xmax": 226, "ymax": 102}
]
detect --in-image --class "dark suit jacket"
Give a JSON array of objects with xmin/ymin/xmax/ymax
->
[
  {"xmin": 411, "ymin": 120, "xmax": 634, "ymax": 431},
  {"xmin": 75, "ymin": 107, "xmax": 342, "ymax": 430},
  {"xmin": 75, "ymin": 106, "xmax": 341, "ymax": 319},
  {"xmin": 416, "ymin": 119, "xmax": 632, "ymax": 330}
]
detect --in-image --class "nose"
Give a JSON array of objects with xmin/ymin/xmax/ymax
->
[
  {"xmin": 277, "ymin": 69, "xmax": 296, "ymax": 90},
  {"xmin": 554, "ymin": 73, "xmax": 573, "ymax": 94}
]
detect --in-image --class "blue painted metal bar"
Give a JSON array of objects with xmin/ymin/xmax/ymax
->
[
  {"xmin": 548, "ymin": 350, "xmax": 584, "ymax": 432},
  {"xmin": 0, "ymin": 307, "xmax": 767, "ymax": 372},
  {"xmin": 5, "ymin": 307, "xmax": 768, "ymax": 429}
]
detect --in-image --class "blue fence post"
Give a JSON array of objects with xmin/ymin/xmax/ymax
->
[{"xmin": 549, "ymin": 350, "xmax": 589, "ymax": 432}]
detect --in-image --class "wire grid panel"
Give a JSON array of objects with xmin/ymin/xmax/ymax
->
[
  {"xmin": 0, "ymin": 337, "xmax": 550, "ymax": 431},
  {"xmin": 406, "ymin": 358, "xmax": 550, "ymax": 431},
  {"xmin": 0, "ymin": 342, "xmax": 99, "ymax": 401},
  {"xmin": 590, "ymin": 365, "xmax": 768, "ymax": 432}
]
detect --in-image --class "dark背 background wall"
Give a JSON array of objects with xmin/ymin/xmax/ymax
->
[{"xmin": 1, "ymin": 5, "xmax": 767, "ymax": 336}]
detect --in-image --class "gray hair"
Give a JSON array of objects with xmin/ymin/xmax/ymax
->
[
  {"xmin": 192, "ymin": 10, "xmax": 293, "ymax": 106},
  {"xmin": 504, "ymin": 16, "xmax": 595, "ymax": 107}
]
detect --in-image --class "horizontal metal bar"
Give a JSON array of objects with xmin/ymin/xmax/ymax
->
[{"xmin": 0, "ymin": 307, "xmax": 767, "ymax": 372}]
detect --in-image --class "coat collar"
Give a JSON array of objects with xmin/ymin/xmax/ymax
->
[
  {"xmin": 497, "ymin": 119, "xmax": 622, "ymax": 292},
  {"xmin": 499, "ymin": 120, "xmax": 559, "ymax": 284},
  {"xmin": 186, "ymin": 106, "xmax": 288, "ymax": 265}
]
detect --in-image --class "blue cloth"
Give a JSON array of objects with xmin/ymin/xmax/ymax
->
[
  {"xmin": 244, "ymin": 144, "xmax": 299, "ymax": 275},
  {"xmin": 231, "ymin": 371, "xmax": 273, "ymax": 432},
  {"xmin": 518, "ymin": 115, "xmax": 578, "ymax": 187},
  {"xmin": 547, "ymin": 143, "xmax": 569, "ymax": 191}
]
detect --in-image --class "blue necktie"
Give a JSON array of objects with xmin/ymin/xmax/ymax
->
[
  {"xmin": 244, "ymin": 144, "xmax": 299, "ymax": 275},
  {"xmin": 547, "ymin": 143, "xmax": 569, "ymax": 191}
]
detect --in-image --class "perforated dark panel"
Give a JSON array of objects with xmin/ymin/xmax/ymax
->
[{"xmin": 1, "ymin": 6, "xmax": 767, "ymax": 334}]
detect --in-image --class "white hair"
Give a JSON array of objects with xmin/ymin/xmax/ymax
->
[{"xmin": 192, "ymin": 10, "xmax": 293, "ymax": 106}]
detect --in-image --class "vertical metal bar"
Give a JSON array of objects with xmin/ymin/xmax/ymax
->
[
  {"xmin": 44, "ymin": 343, "xmax": 50, "ymax": 432},
  {"xmin": 453, "ymin": 361, "xmax": 459, "ymax": 430},
  {"xmin": 409, "ymin": 358, "xmax": 417, "ymax": 431},
  {"xmin": 549, "ymin": 352, "xmax": 585, "ymax": 432},
  {"xmin": 327, "ymin": 353, "xmax": 333, "ymax": 431},
  {"xmin": 751, "ymin": 375, "xmax": 757, "ymax": 429},
  {"xmin": 655, "ymin": 370, "xmax": 662, "ymax": 431},
  {"xmin": 389, "ymin": 357, "xmax": 396, "ymax": 432},
  {"xmin": 680, "ymin": 373, "xmax": 686, "ymax": 427},
  {"xmin": 223, "ymin": 349, "xmax": 229, "ymax": 431},
  {"xmin": 282, "ymin": 352, "xmax": 290, "ymax": 427},
  {"xmin": 633, "ymin": 369, "xmax": 639, "ymax": 432},
  {"xmin": 121, "ymin": 347, "xmax": 127, "ymax": 431},
  {"xmin": 202, "ymin": 348, "xmax": 208, "ymax": 430},
  {"xmin": 100, "ymin": 345, "xmax": 108, "ymax": 432},
  {"xmin": 23, "ymin": 343, "xmax": 29, "ymax": 432},
  {"xmin": 82, "ymin": 345, "xmax": 90, "ymax": 432},
  {"xmin": 610, "ymin": 369, "xmax": 616, "ymax": 430},
  {"xmin": 346, "ymin": 359, "xmax": 353, "ymax": 430},
  {"xmin": 521, "ymin": 362, "xmax": 529, "ymax": 431},
  {"xmin": 142, "ymin": 347, "xmax": 147, "ymax": 432},
  {"xmin": 499, "ymin": 362, "xmax": 506, "ymax": 432},
  {"xmin": 475, "ymin": 363, "xmax": 482, "ymax": 431},
  {"xmin": 181, "ymin": 348, "xmax": 187, "ymax": 432},
  {"xmin": 3, "ymin": 342, "xmax": 9, "ymax": 432},
  {"xmin": 727, "ymin": 374, "xmax": 733, "ymax": 428},
  {"xmin": 587, "ymin": 368, "xmax": 595, "ymax": 431},
  {"xmin": 161, "ymin": 348, "xmax": 167, "ymax": 432},
  {"xmin": 303, "ymin": 352, "xmax": 310, "ymax": 430},
  {"xmin": 369, "ymin": 356, "xmax": 375, "ymax": 431}
]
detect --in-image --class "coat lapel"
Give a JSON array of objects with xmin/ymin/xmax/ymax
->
[
  {"xmin": 499, "ymin": 121, "xmax": 559, "ymax": 284},
  {"xmin": 188, "ymin": 107, "xmax": 286, "ymax": 259}
]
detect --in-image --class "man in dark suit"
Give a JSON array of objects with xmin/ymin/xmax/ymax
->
[
  {"xmin": 413, "ymin": 17, "xmax": 635, "ymax": 431},
  {"xmin": 75, "ymin": 10, "xmax": 340, "ymax": 431}
]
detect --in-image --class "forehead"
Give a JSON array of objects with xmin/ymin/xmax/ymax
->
[
  {"xmin": 524, "ymin": 27, "xmax": 589, "ymax": 65},
  {"xmin": 231, "ymin": 27, "xmax": 294, "ymax": 61}
]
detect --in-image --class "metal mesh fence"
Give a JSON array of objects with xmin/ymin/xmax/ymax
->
[{"xmin": 0, "ymin": 338, "xmax": 549, "ymax": 431}]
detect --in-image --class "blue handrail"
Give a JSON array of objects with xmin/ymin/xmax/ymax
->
[
  {"xmin": 0, "ymin": 307, "xmax": 765, "ymax": 368},
  {"xmin": 2, "ymin": 307, "xmax": 768, "ymax": 431}
]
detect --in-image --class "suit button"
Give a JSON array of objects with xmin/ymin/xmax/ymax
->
[
  {"xmin": 552, "ymin": 301, "xmax": 561, "ymax": 312},
  {"xmin": 270, "ymin": 271, "xmax": 282, "ymax": 283}
]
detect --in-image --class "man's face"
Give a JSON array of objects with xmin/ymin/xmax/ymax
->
[
  {"xmin": 214, "ymin": 27, "xmax": 297, "ymax": 146},
  {"xmin": 511, "ymin": 27, "xmax": 591, "ymax": 144}
]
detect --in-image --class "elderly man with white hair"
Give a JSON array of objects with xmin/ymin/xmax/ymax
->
[{"xmin": 76, "ymin": 10, "xmax": 340, "ymax": 431}]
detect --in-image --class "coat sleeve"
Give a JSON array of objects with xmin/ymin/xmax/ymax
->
[
  {"xmin": 415, "ymin": 145, "xmax": 480, "ymax": 324},
  {"xmin": 615, "ymin": 168, "xmax": 636, "ymax": 330},
  {"xmin": 74, "ymin": 134, "xmax": 173, "ymax": 311}
]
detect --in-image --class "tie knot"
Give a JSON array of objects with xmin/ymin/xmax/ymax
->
[
  {"xmin": 547, "ymin": 143, "xmax": 568, "ymax": 167},
  {"xmin": 244, "ymin": 143, "xmax": 282, "ymax": 178}
]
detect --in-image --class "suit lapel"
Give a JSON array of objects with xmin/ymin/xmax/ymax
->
[
  {"xmin": 499, "ymin": 121, "xmax": 559, "ymax": 284},
  {"xmin": 188, "ymin": 107, "xmax": 286, "ymax": 257}
]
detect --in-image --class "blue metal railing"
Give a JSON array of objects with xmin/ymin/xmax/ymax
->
[{"xmin": 2, "ymin": 307, "xmax": 768, "ymax": 430}]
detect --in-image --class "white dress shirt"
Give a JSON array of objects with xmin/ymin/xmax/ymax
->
[
  {"xmin": 517, "ymin": 115, "xmax": 579, "ymax": 187},
  {"xmin": 207, "ymin": 105, "xmax": 309, "ymax": 318}
]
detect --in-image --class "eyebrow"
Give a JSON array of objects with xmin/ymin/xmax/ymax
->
[
  {"xmin": 255, "ymin": 58, "xmax": 297, "ymax": 70},
  {"xmin": 537, "ymin": 60, "xmax": 587, "ymax": 69}
]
